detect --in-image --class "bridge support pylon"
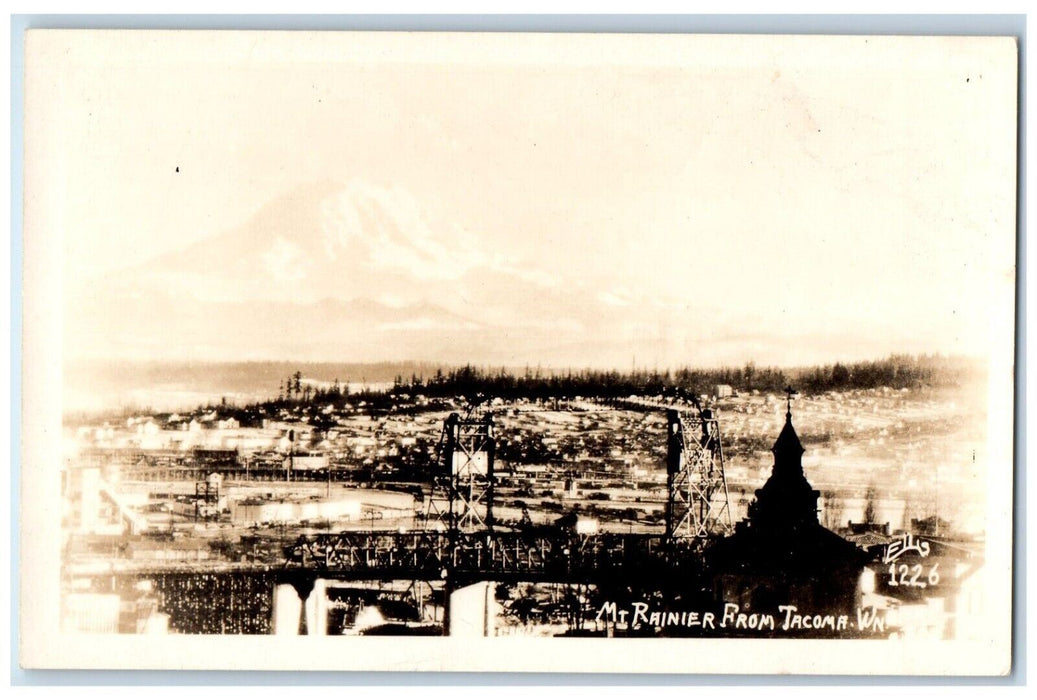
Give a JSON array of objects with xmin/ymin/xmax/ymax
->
[
  {"xmin": 424, "ymin": 410, "xmax": 497, "ymax": 532},
  {"xmin": 448, "ymin": 581, "xmax": 498, "ymax": 637},
  {"xmin": 272, "ymin": 573, "xmax": 325, "ymax": 635},
  {"xmin": 665, "ymin": 407, "xmax": 733, "ymax": 541}
]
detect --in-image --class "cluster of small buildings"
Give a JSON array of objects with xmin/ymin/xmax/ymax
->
[{"xmin": 62, "ymin": 386, "xmax": 983, "ymax": 550}]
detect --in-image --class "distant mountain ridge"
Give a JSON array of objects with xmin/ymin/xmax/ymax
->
[
  {"xmin": 65, "ymin": 180, "xmax": 942, "ymax": 369},
  {"xmin": 66, "ymin": 179, "xmax": 669, "ymax": 365}
]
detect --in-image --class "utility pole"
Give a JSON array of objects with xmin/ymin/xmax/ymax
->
[{"xmin": 286, "ymin": 429, "xmax": 295, "ymax": 483}]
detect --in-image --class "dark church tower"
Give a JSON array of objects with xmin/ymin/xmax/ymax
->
[
  {"xmin": 748, "ymin": 407, "xmax": 821, "ymax": 530},
  {"xmin": 706, "ymin": 388, "xmax": 869, "ymax": 625}
]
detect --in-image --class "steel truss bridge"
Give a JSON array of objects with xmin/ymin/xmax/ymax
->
[
  {"xmin": 280, "ymin": 530, "xmax": 708, "ymax": 588},
  {"xmin": 280, "ymin": 401, "xmax": 730, "ymax": 589}
]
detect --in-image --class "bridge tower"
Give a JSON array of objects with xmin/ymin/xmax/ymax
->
[
  {"xmin": 424, "ymin": 408, "xmax": 497, "ymax": 532},
  {"xmin": 665, "ymin": 406, "xmax": 733, "ymax": 540}
]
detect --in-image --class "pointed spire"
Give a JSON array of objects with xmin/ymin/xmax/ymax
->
[
  {"xmin": 772, "ymin": 390, "xmax": 805, "ymax": 472},
  {"xmin": 772, "ymin": 410, "xmax": 805, "ymax": 460},
  {"xmin": 751, "ymin": 401, "xmax": 817, "ymax": 528}
]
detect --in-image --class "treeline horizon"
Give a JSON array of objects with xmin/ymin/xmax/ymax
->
[
  {"xmin": 64, "ymin": 353, "xmax": 985, "ymax": 423},
  {"xmin": 269, "ymin": 354, "xmax": 982, "ymax": 406},
  {"xmin": 69, "ymin": 353, "xmax": 983, "ymax": 394}
]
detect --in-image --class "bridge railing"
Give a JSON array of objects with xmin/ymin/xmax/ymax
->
[
  {"xmin": 286, "ymin": 532, "xmax": 449, "ymax": 574},
  {"xmin": 284, "ymin": 530, "xmax": 703, "ymax": 582}
]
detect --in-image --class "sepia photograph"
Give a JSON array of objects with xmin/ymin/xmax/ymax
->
[{"xmin": 19, "ymin": 29, "xmax": 1018, "ymax": 674}]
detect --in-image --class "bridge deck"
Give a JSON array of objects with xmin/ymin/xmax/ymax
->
[{"xmin": 282, "ymin": 530, "xmax": 708, "ymax": 585}]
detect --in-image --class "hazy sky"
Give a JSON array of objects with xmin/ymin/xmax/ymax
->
[{"xmin": 27, "ymin": 32, "xmax": 1017, "ymax": 366}]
